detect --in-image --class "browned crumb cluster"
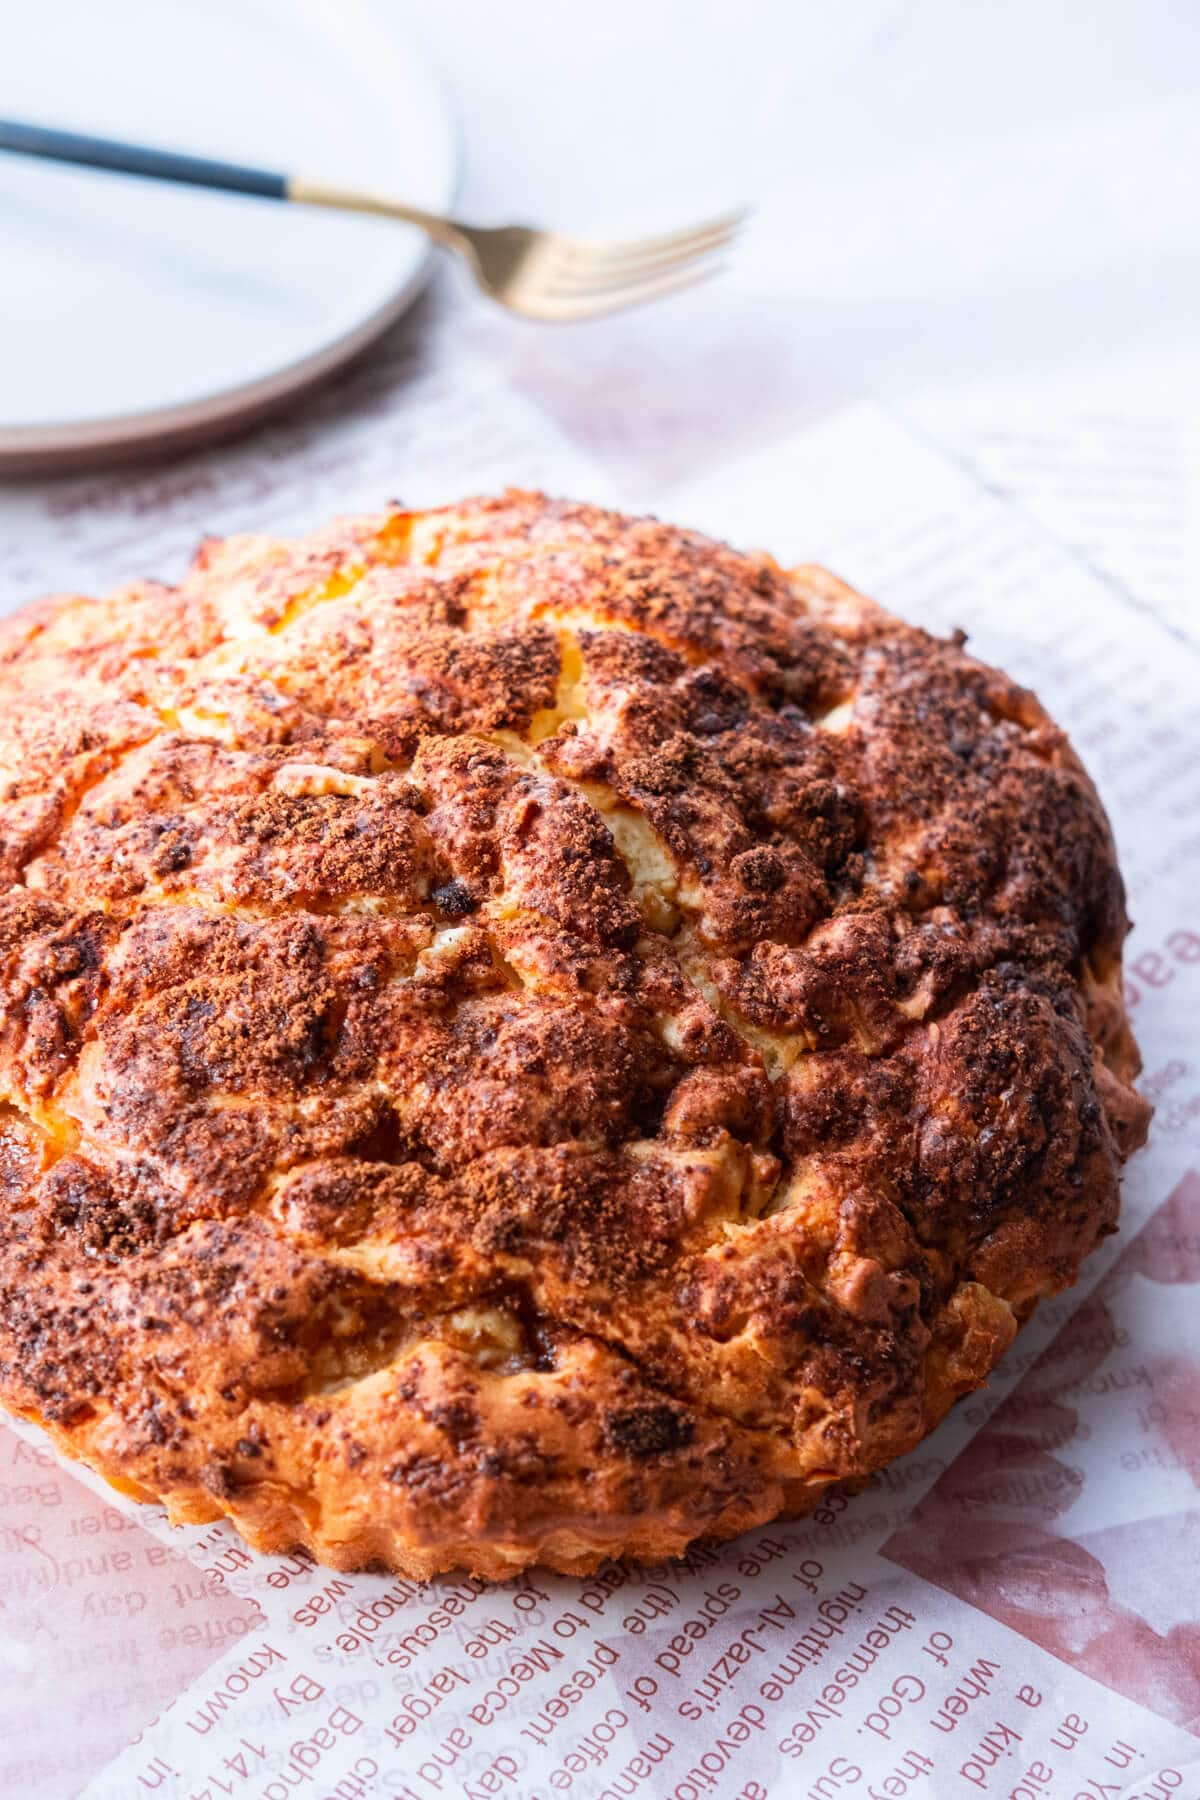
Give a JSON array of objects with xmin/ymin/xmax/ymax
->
[{"xmin": 0, "ymin": 493, "xmax": 1150, "ymax": 1576}]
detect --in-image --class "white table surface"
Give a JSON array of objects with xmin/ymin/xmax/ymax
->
[{"xmin": 406, "ymin": 0, "xmax": 1200, "ymax": 410}]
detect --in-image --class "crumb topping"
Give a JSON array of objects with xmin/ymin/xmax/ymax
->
[{"xmin": 0, "ymin": 492, "xmax": 1149, "ymax": 1575}]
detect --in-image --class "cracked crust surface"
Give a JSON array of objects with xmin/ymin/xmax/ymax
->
[{"xmin": 0, "ymin": 492, "xmax": 1150, "ymax": 1576}]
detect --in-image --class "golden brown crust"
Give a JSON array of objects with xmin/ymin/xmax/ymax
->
[{"xmin": 0, "ymin": 493, "xmax": 1150, "ymax": 1576}]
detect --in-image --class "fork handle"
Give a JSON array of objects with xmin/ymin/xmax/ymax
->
[
  {"xmin": 0, "ymin": 117, "xmax": 462, "ymax": 245},
  {"xmin": 0, "ymin": 117, "xmax": 288, "ymax": 200}
]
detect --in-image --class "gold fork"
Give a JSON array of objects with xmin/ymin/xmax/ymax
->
[
  {"xmin": 294, "ymin": 181, "xmax": 743, "ymax": 320},
  {"xmin": 0, "ymin": 118, "xmax": 745, "ymax": 321}
]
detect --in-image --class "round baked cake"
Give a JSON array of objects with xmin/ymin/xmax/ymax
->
[{"xmin": 0, "ymin": 493, "xmax": 1150, "ymax": 1576}]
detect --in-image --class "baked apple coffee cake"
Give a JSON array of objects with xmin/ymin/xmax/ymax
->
[{"xmin": 0, "ymin": 494, "xmax": 1149, "ymax": 1576}]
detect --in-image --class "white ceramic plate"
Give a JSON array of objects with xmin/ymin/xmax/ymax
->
[{"xmin": 0, "ymin": 0, "xmax": 457, "ymax": 473}]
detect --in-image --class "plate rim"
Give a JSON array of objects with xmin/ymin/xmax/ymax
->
[
  {"xmin": 0, "ymin": 23, "xmax": 459, "ymax": 476},
  {"xmin": 0, "ymin": 248, "xmax": 440, "ymax": 476}
]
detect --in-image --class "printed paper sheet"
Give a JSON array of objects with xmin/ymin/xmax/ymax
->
[{"xmin": 0, "ymin": 293, "xmax": 1197, "ymax": 1800}]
